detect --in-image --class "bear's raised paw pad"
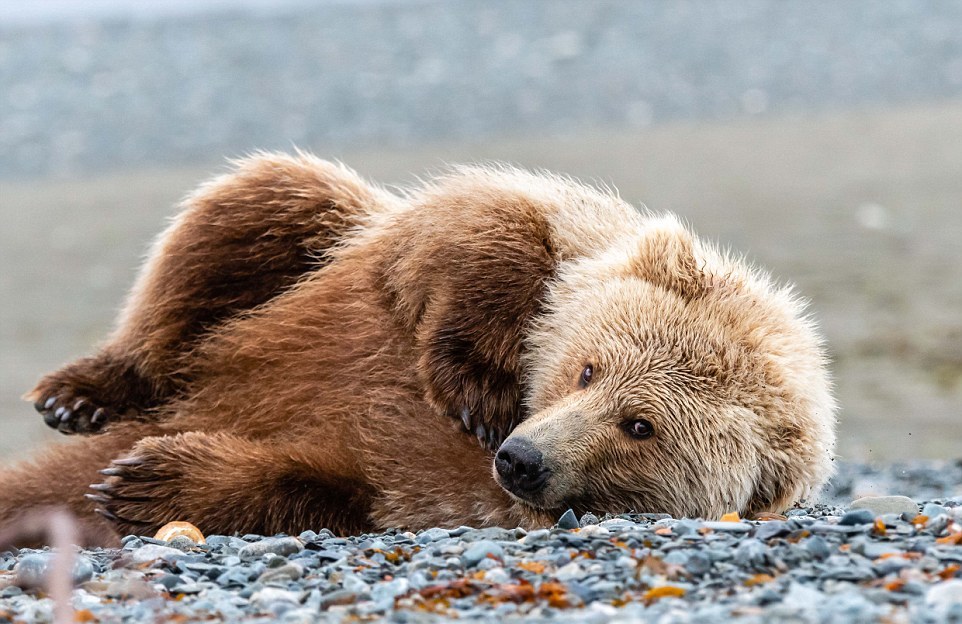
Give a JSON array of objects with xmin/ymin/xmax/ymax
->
[{"xmin": 34, "ymin": 390, "xmax": 111, "ymax": 435}]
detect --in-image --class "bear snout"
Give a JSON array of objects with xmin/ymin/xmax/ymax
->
[{"xmin": 495, "ymin": 437, "xmax": 552, "ymax": 497}]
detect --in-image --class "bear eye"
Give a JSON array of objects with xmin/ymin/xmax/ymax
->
[
  {"xmin": 579, "ymin": 364, "xmax": 593, "ymax": 388},
  {"xmin": 625, "ymin": 419, "xmax": 655, "ymax": 440}
]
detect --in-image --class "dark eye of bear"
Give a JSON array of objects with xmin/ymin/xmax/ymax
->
[
  {"xmin": 579, "ymin": 364, "xmax": 593, "ymax": 388},
  {"xmin": 625, "ymin": 419, "xmax": 655, "ymax": 440}
]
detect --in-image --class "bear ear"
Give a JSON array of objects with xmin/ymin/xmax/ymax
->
[
  {"xmin": 626, "ymin": 218, "xmax": 709, "ymax": 300},
  {"xmin": 378, "ymin": 187, "xmax": 557, "ymax": 453}
]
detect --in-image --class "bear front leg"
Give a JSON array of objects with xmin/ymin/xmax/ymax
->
[
  {"xmin": 89, "ymin": 432, "xmax": 375, "ymax": 537},
  {"xmin": 29, "ymin": 153, "xmax": 395, "ymax": 435},
  {"xmin": 28, "ymin": 350, "xmax": 159, "ymax": 435}
]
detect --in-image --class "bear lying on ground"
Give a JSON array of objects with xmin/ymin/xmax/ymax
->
[{"xmin": 0, "ymin": 153, "xmax": 836, "ymax": 546}]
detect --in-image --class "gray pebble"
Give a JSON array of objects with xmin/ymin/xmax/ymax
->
[
  {"xmin": 734, "ymin": 539, "xmax": 768, "ymax": 568},
  {"xmin": 15, "ymin": 552, "xmax": 94, "ymax": 588},
  {"xmin": 416, "ymin": 528, "xmax": 450, "ymax": 544},
  {"xmin": 239, "ymin": 537, "xmax": 304, "ymax": 559},
  {"xmin": 755, "ymin": 520, "xmax": 789, "ymax": 540},
  {"xmin": 849, "ymin": 496, "xmax": 919, "ymax": 519},
  {"xmin": 250, "ymin": 586, "xmax": 303, "ymax": 608},
  {"xmin": 556, "ymin": 509, "xmax": 579, "ymax": 530},
  {"xmin": 839, "ymin": 509, "xmax": 877, "ymax": 526},
  {"xmin": 702, "ymin": 521, "xmax": 752, "ymax": 533},
  {"xmin": 257, "ymin": 562, "xmax": 304, "ymax": 584},
  {"xmin": 579, "ymin": 513, "xmax": 600, "ymax": 527},
  {"xmin": 461, "ymin": 540, "xmax": 504, "ymax": 567},
  {"xmin": 803, "ymin": 536, "xmax": 831, "ymax": 560},
  {"xmin": 922, "ymin": 502, "xmax": 948, "ymax": 518},
  {"xmin": 130, "ymin": 544, "xmax": 187, "ymax": 564}
]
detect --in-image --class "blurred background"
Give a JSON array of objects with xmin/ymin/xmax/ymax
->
[{"xmin": 2, "ymin": 0, "xmax": 960, "ymax": 462}]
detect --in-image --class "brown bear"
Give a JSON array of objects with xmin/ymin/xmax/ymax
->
[{"xmin": 0, "ymin": 152, "xmax": 836, "ymax": 546}]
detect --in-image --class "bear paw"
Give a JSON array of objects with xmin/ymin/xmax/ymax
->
[
  {"xmin": 33, "ymin": 382, "xmax": 111, "ymax": 435},
  {"xmin": 85, "ymin": 441, "xmax": 184, "ymax": 535}
]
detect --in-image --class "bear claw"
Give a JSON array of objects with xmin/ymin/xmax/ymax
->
[{"xmin": 34, "ymin": 392, "xmax": 111, "ymax": 435}]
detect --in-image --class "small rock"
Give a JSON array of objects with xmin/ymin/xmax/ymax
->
[
  {"xmin": 578, "ymin": 524, "xmax": 610, "ymax": 538},
  {"xmin": 734, "ymin": 539, "xmax": 767, "ymax": 567},
  {"xmin": 370, "ymin": 578, "xmax": 409, "ymax": 610},
  {"xmin": 342, "ymin": 574, "xmax": 369, "ymax": 593},
  {"xmin": 462, "ymin": 540, "xmax": 504, "ymax": 567},
  {"xmin": 257, "ymin": 562, "xmax": 304, "ymax": 584},
  {"xmin": 250, "ymin": 587, "xmax": 303, "ymax": 608},
  {"xmin": 839, "ymin": 509, "xmax": 876, "ymax": 526},
  {"xmin": 483, "ymin": 567, "xmax": 510, "ymax": 584},
  {"xmin": 320, "ymin": 588, "xmax": 368, "ymax": 609},
  {"xmin": 922, "ymin": 503, "xmax": 948, "ymax": 519},
  {"xmin": 15, "ymin": 552, "xmax": 94, "ymax": 588},
  {"xmin": 556, "ymin": 562, "xmax": 586, "ymax": 581},
  {"xmin": 702, "ymin": 521, "xmax": 752, "ymax": 533},
  {"xmin": 129, "ymin": 544, "xmax": 186, "ymax": 564},
  {"xmin": 416, "ymin": 528, "xmax": 450, "ymax": 544},
  {"xmin": 580, "ymin": 513, "xmax": 600, "ymax": 527},
  {"xmin": 239, "ymin": 537, "xmax": 304, "ymax": 559},
  {"xmin": 685, "ymin": 551, "xmax": 712, "ymax": 576},
  {"xmin": 849, "ymin": 496, "xmax": 918, "ymax": 519},
  {"xmin": 556, "ymin": 509, "xmax": 579, "ymax": 530},
  {"xmin": 105, "ymin": 578, "xmax": 156, "ymax": 600},
  {"xmin": 522, "ymin": 529, "xmax": 550, "ymax": 545},
  {"xmin": 170, "ymin": 582, "xmax": 205, "ymax": 595},
  {"xmin": 673, "ymin": 519, "xmax": 703, "ymax": 536},
  {"xmin": 803, "ymin": 536, "xmax": 831, "ymax": 560},
  {"xmin": 926, "ymin": 580, "xmax": 962, "ymax": 609},
  {"xmin": 167, "ymin": 535, "xmax": 197, "ymax": 552},
  {"xmin": 755, "ymin": 520, "xmax": 789, "ymax": 541}
]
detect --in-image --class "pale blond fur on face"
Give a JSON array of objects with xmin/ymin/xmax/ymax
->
[{"xmin": 508, "ymin": 213, "xmax": 836, "ymax": 519}]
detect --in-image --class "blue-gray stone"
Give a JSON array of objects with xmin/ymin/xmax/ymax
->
[
  {"xmin": 461, "ymin": 541, "xmax": 504, "ymax": 567},
  {"xmin": 839, "ymin": 509, "xmax": 876, "ymax": 526},
  {"xmin": 734, "ymin": 539, "xmax": 768, "ymax": 567},
  {"xmin": 416, "ymin": 528, "xmax": 450, "ymax": 544},
  {"xmin": 922, "ymin": 503, "xmax": 948, "ymax": 518},
  {"xmin": 556, "ymin": 509, "xmax": 579, "ymax": 530},
  {"xmin": 257, "ymin": 562, "xmax": 304, "ymax": 584},
  {"xmin": 755, "ymin": 521, "xmax": 789, "ymax": 541},
  {"xmin": 15, "ymin": 552, "xmax": 94, "ymax": 588},
  {"xmin": 803, "ymin": 536, "xmax": 831, "ymax": 560},
  {"xmin": 849, "ymin": 496, "xmax": 918, "ymax": 519},
  {"xmin": 239, "ymin": 537, "xmax": 304, "ymax": 559}
]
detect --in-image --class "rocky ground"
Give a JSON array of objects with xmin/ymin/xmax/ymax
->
[{"xmin": 1, "ymin": 461, "xmax": 961, "ymax": 623}]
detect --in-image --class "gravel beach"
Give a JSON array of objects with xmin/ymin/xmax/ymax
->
[{"xmin": 1, "ymin": 461, "xmax": 960, "ymax": 623}]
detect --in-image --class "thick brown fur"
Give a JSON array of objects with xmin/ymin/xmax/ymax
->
[{"xmin": 1, "ymin": 154, "xmax": 836, "ymax": 546}]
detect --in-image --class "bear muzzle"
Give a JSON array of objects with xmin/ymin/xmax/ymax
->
[{"xmin": 494, "ymin": 437, "xmax": 552, "ymax": 499}]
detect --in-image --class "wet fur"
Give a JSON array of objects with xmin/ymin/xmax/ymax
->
[{"xmin": 1, "ymin": 153, "xmax": 835, "ymax": 545}]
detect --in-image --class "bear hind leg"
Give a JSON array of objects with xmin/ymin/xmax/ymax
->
[{"xmin": 91, "ymin": 431, "xmax": 375, "ymax": 537}]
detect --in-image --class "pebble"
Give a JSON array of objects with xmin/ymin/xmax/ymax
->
[
  {"xmin": 14, "ymin": 552, "xmax": 94, "ymax": 588},
  {"xmin": 839, "ymin": 509, "xmax": 877, "ymax": 526},
  {"xmin": 129, "ymin": 544, "xmax": 186, "ymax": 564},
  {"xmin": 415, "ymin": 528, "xmax": 450, "ymax": 544},
  {"xmin": 922, "ymin": 503, "xmax": 948, "ymax": 518},
  {"xmin": 556, "ymin": 509, "xmax": 579, "ymax": 530},
  {"xmin": 238, "ymin": 537, "xmax": 304, "ymax": 559},
  {"xmin": 461, "ymin": 540, "xmax": 504, "ymax": 567},
  {"xmin": 257, "ymin": 562, "xmax": 304, "ymax": 584},
  {"xmin": 250, "ymin": 587, "xmax": 302, "ymax": 607},
  {"xmin": 849, "ymin": 495, "xmax": 919, "ymax": 519}
]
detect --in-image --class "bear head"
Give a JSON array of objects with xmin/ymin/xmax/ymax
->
[{"xmin": 495, "ymin": 215, "xmax": 836, "ymax": 520}]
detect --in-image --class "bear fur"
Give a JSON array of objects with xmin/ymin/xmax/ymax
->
[{"xmin": 0, "ymin": 152, "xmax": 836, "ymax": 546}]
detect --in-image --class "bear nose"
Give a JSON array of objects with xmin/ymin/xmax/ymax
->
[{"xmin": 495, "ymin": 437, "xmax": 551, "ymax": 495}]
